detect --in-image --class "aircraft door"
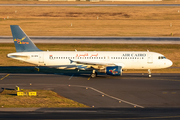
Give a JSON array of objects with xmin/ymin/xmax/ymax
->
[
  {"xmin": 39, "ymin": 54, "xmax": 44, "ymax": 63},
  {"xmin": 147, "ymin": 54, "xmax": 153, "ymax": 63}
]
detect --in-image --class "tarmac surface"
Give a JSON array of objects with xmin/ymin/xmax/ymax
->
[
  {"xmin": 0, "ymin": 73, "xmax": 180, "ymax": 119},
  {"xmin": 1, "ymin": 108, "xmax": 180, "ymax": 120},
  {"xmin": 1, "ymin": 36, "xmax": 180, "ymax": 44}
]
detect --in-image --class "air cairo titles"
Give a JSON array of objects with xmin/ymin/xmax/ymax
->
[
  {"xmin": 49, "ymin": 53, "xmax": 146, "ymax": 60},
  {"xmin": 122, "ymin": 53, "xmax": 146, "ymax": 57}
]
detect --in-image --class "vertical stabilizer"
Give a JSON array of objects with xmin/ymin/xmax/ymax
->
[{"xmin": 10, "ymin": 25, "xmax": 41, "ymax": 52}]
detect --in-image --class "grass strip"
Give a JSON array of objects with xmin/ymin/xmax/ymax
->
[
  {"xmin": 0, "ymin": 0, "xmax": 180, "ymax": 4},
  {"xmin": 0, "ymin": 88, "xmax": 88, "ymax": 108},
  {"xmin": 1, "ymin": 6, "xmax": 180, "ymax": 36}
]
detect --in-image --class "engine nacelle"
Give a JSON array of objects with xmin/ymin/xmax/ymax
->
[{"xmin": 106, "ymin": 66, "xmax": 122, "ymax": 76}]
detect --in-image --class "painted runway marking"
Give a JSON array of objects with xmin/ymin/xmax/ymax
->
[
  {"xmin": 70, "ymin": 85, "xmax": 144, "ymax": 108},
  {"xmin": 88, "ymin": 77, "xmax": 91, "ymax": 80},
  {"xmin": 69, "ymin": 74, "xmax": 74, "ymax": 80},
  {"xmin": 0, "ymin": 74, "xmax": 10, "ymax": 80}
]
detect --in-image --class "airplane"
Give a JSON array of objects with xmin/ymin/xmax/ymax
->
[{"xmin": 7, "ymin": 25, "xmax": 173, "ymax": 78}]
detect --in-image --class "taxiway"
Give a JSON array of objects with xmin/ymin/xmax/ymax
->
[
  {"xmin": 1, "ymin": 73, "xmax": 180, "ymax": 119},
  {"xmin": 1, "ymin": 36, "xmax": 180, "ymax": 44},
  {"xmin": 0, "ymin": 73, "xmax": 180, "ymax": 108}
]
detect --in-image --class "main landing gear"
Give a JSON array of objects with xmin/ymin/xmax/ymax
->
[
  {"xmin": 148, "ymin": 69, "xmax": 151, "ymax": 78},
  {"xmin": 91, "ymin": 70, "xmax": 97, "ymax": 78}
]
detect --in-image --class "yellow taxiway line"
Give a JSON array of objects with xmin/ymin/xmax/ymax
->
[{"xmin": 0, "ymin": 74, "xmax": 10, "ymax": 80}]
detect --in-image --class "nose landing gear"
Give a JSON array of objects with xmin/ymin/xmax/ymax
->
[{"xmin": 148, "ymin": 69, "xmax": 151, "ymax": 78}]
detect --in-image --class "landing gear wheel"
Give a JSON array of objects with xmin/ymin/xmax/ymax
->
[
  {"xmin": 148, "ymin": 69, "xmax": 151, "ymax": 78},
  {"xmin": 91, "ymin": 72, "xmax": 97, "ymax": 78}
]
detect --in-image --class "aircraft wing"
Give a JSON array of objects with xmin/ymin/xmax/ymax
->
[
  {"xmin": 46, "ymin": 60, "xmax": 124, "ymax": 70},
  {"xmin": 70, "ymin": 59, "xmax": 114, "ymax": 66},
  {"xmin": 69, "ymin": 59, "xmax": 124, "ymax": 69}
]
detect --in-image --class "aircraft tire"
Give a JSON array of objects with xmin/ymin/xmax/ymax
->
[{"xmin": 91, "ymin": 73, "xmax": 97, "ymax": 78}]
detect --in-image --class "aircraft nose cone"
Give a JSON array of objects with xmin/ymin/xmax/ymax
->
[{"xmin": 168, "ymin": 60, "xmax": 173, "ymax": 67}]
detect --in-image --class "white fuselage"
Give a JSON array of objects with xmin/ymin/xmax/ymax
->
[{"xmin": 7, "ymin": 51, "xmax": 173, "ymax": 70}]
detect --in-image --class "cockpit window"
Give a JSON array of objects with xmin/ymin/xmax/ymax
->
[{"xmin": 158, "ymin": 56, "xmax": 166, "ymax": 59}]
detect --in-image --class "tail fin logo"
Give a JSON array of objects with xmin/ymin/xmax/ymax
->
[{"xmin": 14, "ymin": 36, "xmax": 29, "ymax": 44}]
